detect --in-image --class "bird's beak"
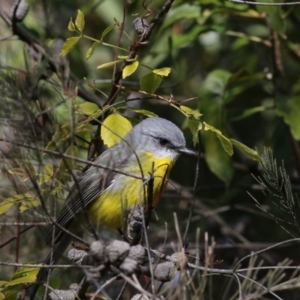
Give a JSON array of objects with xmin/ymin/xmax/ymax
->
[{"xmin": 179, "ymin": 147, "xmax": 197, "ymax": 156}]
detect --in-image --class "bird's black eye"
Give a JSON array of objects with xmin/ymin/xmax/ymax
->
[{"xmin": 158, "ymin": 138, "xmax": 169, "ymax": 146}]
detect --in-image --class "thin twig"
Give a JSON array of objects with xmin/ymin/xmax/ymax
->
[
  {"xmin": 228, "ymin": 0, "xmax": 300, "ymax": 5},
  {"xmin": 183, "ymin": 133, "xmax": 201, "ymax": 242}
]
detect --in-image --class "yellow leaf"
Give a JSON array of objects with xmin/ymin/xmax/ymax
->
[
  {"xmin": 180, "ymin": 105, "xmax": 203, "ymax": 117},
  {"xmin": 153, "ymin": 67, "xmax": 171, "ymax": 77},
  {"xmin": 39, "ymin": 164, "xmax": 54, "ymax": 184},
  {"xmin": 0, "ymin": 198, "xmax": 15, "ymax": 215},
  {"xmin": 122, "ymin": 61, "xmax": 139, "ymax": 79},
  {"xmin": 75, "ymin": 10, "xmax": 85, "ymax": 32},
  {"xmin": 44, "ymin": 164, "xmax": 53, "ymax": 177},
  {"xmin": 86, "ymin": 42, "xmax": 100, "ymax": 59},
  {"xmin": 19, "ymin": 197, "xmax": 39, "ymax": 213},
  {"xmin": 5, "ymin": 267, "xmax": 39, "ymax": 286},
  {"xmin": 0, "ymin": 193, "xmax": 37, "ymax": 214},
  {"xmin": 60, "ymin": 37, "xmax": 80, "ymax": 56},
  {"xmin": 0, "ymin": 281, "xmax": 7, "ymax": 287},
  {"xmin": 101, "ymin": 114, "xmax": 132, "ymax": 147},
  {"xmin": 97, "ymin": 60, "xmax": 122, "ymax": 69},
  {"xmin": 68, "ymin": 19, "xmax": 75, "ymax": 31}
]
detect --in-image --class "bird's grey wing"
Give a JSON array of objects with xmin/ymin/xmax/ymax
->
[
  {"xmin": 47, "ymin": 166, "xmax": 115, "ymax": 244},
  {"xmin": 47, "ymin": 144, "xmax": 132, "ymax": 244}
]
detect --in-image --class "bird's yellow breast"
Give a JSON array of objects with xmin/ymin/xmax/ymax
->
[{"xmin": 88, "ymin": 151, "xmax": 176, "ymax": 230}]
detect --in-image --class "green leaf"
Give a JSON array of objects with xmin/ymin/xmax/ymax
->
[
  {"xmin": 216, "ymin": 135, "xmax": 233, "ymax": 156},
  {"xmin": 75, "ymin": 10, "xmax": 85, "ymax": 33},
  {"xmin": 140, "ymin": 73, "xmax": 163, "ymax": 94},
  {"xmin": 172, "ymin": 25, "xmax": 207, "ymax": 49},
  {"xmin": 153, "ymin": 67, "xmax": 171, "ymax": 77},
  {"xmin": 202, "ymin": 69, "xmax": 232, "ymax": 99},
  {"xmin": 230, "ymin": 106, "xmax": 266, "ymax": 122},
  {"xmin": 277, "ymin": 96, "xmax": 300, "ymax": 140},
  {"xmin": 122, "ymin": 61, "xmax": 139, "ymax": 79},
  {"xmin": 231, "ymin": 139, "xmax": 260, "ymax": 161},
  {"xmin": 59, "ymin": 145, "xmax": 79, "ymax": 172},
  {"xmin": 202, "ymin": 129, "xmax": 234, "ymax": 185},
  {"xmin": 86, "ymin": 42, "xmax": 100, "ymax": 59},
  {"xmin": 101, "ymin": 114, "xmax": 132, "ymax": 147},
  {"xmin": 257, "ymin": 0, "xmax": 286, "ymax": 35},
  {"xmin": 75, "ymin": 129, "xmax": 92, "ymax": 148},
  {"xmin": 180, "ymin": 106, "xmax": 203, "ymax": 117},
  {"xmin": 101, "ymin": 24, "xmax": 116, "ymax": 41},
  {"xmin": 118, "ymin": 107, "xmax": 157, "ymax": 118},
  {"xmin": 129, "ymin": 109, "xmax": 157, "ymax": 118},
  {"xmin": 68, "ymin": 19, "xmax": 75, "ymax": 31},
  {"xmin": 79, "ymin": 102, "xmax": 100, "ymax": 115},
  {"xmin": 60, "ymin": 37, "xmax": 81, "ymax": 56},
  {"xmin": 97, "ymin": 60, "xmax": 122, "ymax": 69},
  {"xmin": 204, "ymin": 122, "xmax": 233, "ymax": 156},
  {"xmin": 188, "ymin": 119, "xmax": 202, "ymax": 146},
  {"xmin": 160, "ymin": 4, "xmax": 201, "ymax": 31},
  {"xmin": 199, "ymin": 69, "xmax": 234, "ymax": 185}
]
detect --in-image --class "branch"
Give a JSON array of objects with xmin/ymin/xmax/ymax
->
[
  {"xmin": 105, "ymin": 0, "xmax": 175, "ymax": 105},
  {"xmin": 0, "ymin": 9, "xmax": 104, "ymax": 107}
]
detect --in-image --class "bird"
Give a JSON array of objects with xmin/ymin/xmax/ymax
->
[{"xmin": 27, "ymin": 117, "xmax": 194, "ymax": 299}]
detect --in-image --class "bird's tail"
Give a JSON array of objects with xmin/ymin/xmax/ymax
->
[{"xmin": 27, "ymin": 234, "xmax": 71, "ymax": 300}]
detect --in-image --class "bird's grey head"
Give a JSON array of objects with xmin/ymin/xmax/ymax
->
[{"xmin": 124, "ymin": 117, "xmax": 194, "ymax": 159}]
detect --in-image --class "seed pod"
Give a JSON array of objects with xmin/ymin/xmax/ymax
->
[
  {"xmin": 106, "ymin": 240, "xmax": 130, "ymax": 265},
  {"xmin": 67, "ymin": 248, "xmax": 88, "ymax": 265},
  {"xmin": 48, "ymin": 283, "xmax": 79, "ymax": 300},
  {"xmin": 90, "ymin": 240, "xmax": 107, "ymax": 263},
  {"xmin": 133, "ymin": 18, "xmax": 149, "ymax": 35}
]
